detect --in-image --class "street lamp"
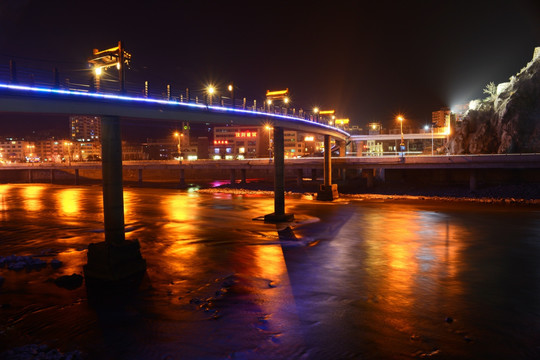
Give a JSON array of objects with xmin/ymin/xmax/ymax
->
[
  {"xmin": 64, "ymin": 142, "xmax": 72, "ymax": 166},
  {"xmin": 425, "ymin": 124, "xmax": 434, "ymax": 155},
  {"xmin": 265, "ymin": 125, "xmax": 273, "ymax": 160},
  {"xmin": 206, "ymin": 85, "xmax": 215, "ymax": 105},
  {"xmin": 313, "ymin": 107, "xmax": 319, "ymax": 122},
  {"xmin": 228, "ymin": 83, "xmax": 234, "ymax": 108},
  {"xmin": 173, "ymin": 131, "xmax": 183, "ymax": 162},
  {"xmin": 397, "ymin": 115, "xmax": 405, "ymax": 156}
]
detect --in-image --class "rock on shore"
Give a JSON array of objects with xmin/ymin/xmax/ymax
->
[{"xmin": 448, "ymin": 47, "xmax": 540, "ymax": 154}]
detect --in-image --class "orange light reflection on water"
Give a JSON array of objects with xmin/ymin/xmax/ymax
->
[
  {"xmin": 0, "ymin": 184, "xmax": 10, "ymax": 213},
  {"xmin": 363, "ymin": 205, "xmax": 466, "ymax": 333},
  {"xmin": 57, "ymin": 188, "xmax": 81, "ymax": 216},
  {"xmin": 123, "ymin": 189, "xmax": 136, "ymax": 225},
  {"xmin": 22, "ymin": 185, "xmax": 45, "ymax": 212},
  {"xmin": 255, "ymin": 244, "xmax": 287, "ymax": 281},
  {"xmin": 158, "ymin": 193, "xmax": 201, "ymax": 274}
]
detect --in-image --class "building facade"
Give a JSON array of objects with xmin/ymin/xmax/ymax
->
[
  {"xmin": 0, "ymin": 139, "xmax": 32, "ymax": 163},
  {"xmin": 70, "ymin": 115, "xmax": 101, "ymax": 141},
  {"xmin": 213, "ymin": 126, "xmax": 269, "ymax": 159}
]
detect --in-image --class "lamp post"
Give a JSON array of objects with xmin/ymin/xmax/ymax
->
[
  {"xmin": 313, "ymin": 107, "xmax": 319, "ymax": 122},
  {"xmin": 267, "ymin": 99, "xmax": 272, "ymax": 113},
  {"xmin": 64, "ymin": 142, "xmax": 72, "ymax": 166},
  {"xmin": 424, "ymin": 124, "xmax": 434, "ymax": 155},
  {"xmin": 228, "ymin": 83, "xmax": 234, "ymax": 108},
  {"xmin": 174, "ymin": 131, "xmax": 183, "ymax": 163},
  {"xmin": 397, "ymin": 115, "xmax": 405, "ymax": 156},
  {"xmin": 206, "ymin": 85, "xmax": 215, "ymax": 106},
  {"xmin": 265, "ymin": 125, "xmax": 273, "ymax": 161}
]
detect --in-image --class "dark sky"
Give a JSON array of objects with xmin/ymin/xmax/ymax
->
[{"xmin": 0, "ymin": 0, "xmax": 539, "ymax": 135}]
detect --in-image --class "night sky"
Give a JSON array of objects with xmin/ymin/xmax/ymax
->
[{"xmin": 0, "ymin": 0, "xmax": 539, "ymax": 137}]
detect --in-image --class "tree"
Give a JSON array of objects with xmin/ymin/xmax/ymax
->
[{"xmin": 483, "ymin": 82, "xmax": 497, "ymax": 101}]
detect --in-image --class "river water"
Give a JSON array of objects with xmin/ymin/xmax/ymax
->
[{"xmin": 0, "ymin": 183, "xmax": 539, "ymax": 359}]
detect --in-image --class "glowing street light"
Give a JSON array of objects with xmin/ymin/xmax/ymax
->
[
  {"xmin": 265, "ymin": 125, "xmax": 273, "ymax": 160},
  {"xmin": 64, "ymin": 142, "xmax": 73, "ymax": 166},
  {"xmin": 425, "ymin": 124, "xmax": 434, "ymax": 155},
  {"xmin": 228, "ymin": 83, "xmax": 235, "ymax": 108},
  {"xmin": 206, "ymin": 85, "xmax": 215, "ymax": 105},
  {"xmin": 397, "ymin": 115, "xmax": 405, "ymax": 156},
  {"xmin": 173, "ymin": 131, "xmax": 184, "ymax": 163},
  {"xmin": 397, "ymin": 115, "xmax": 405, "ymax": 145}
]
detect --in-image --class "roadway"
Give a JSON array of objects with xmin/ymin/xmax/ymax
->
[{"xmin": 2, "ymin": 153, "xmax": 540, "ymax": 171}]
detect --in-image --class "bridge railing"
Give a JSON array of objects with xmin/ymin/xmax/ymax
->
[{"xmin": 0, "ymin": 58, "xmax": 335, "ymax": 127}]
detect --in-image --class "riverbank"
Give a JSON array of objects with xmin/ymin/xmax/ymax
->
[{"xmin": 198, "ymin": 180, "xmax": 540, "ymax": 205}]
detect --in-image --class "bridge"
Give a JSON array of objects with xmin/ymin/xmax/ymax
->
[{"xmin": 0, "ymin": 74, "xmax": 349, "ymax": 284}]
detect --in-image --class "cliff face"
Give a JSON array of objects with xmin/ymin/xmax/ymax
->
[{"xmin": 447, "ymin": 48, "xmax": 540, "ymax": 154}]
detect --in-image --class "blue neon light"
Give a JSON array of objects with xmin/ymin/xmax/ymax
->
[{"xmin": 0, "ymin": 83, "xmax": 349, "ymax": 137}]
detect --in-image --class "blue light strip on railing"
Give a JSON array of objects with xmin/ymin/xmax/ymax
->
[{"xmin": 0, "ymin": 83, "xmax": 350, "ymax": 137}]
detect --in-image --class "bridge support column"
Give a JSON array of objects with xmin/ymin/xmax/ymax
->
[
  {"xmin": 296, "ymin": 169, "xmax": 303, "ymax": 188},
  {"xmin": 311, "ymin": 169, "xmax": 317, "ymax": 181},
  {"xmin": 50, "ymin": 169, "xmax": 55, "ymax": 184},
  {"xmin": 337, "ymin": 140, "xmax": 346, "ymax": 157},
  {"xmin": 317, "ymin": 135, "xmax": 338, "ymax": 201},
  {"xmin": 264, "ymin": 126, "xmax": 294, "ymax": 223},
  {"xmin": 341, "ymin": 168, "xmax": 347, "ymax": 181},
  {"xmin": 84, "ymin": 115, "xmax": 146, "ymax": 285},
  {"xmin": 469, "ymin": 169, "xmax": 477, "ymax": 191},
  {"xmin": 138, "ymin": 168, "xmax": 143, "ymax": 186},
  {"xmin": 240, "ymin": 169, "xmax": 247, "ymax": 184},
  {"xmin": 74, "ymin": 168, "xmax": 79, "ymax": 185},
  {"xmin": 28, "ymin": 169, "xmax": 33, "ymax": 183},
  {"xmin": 230, "ymin": 169, "xmax": 236, "ymax": 184},
  {"xmin": 364, "ymin": 169, "xmax": 374, "ymax": 188},
  {"xmin": 179, "ymin": 167, "xmax": 185, "ymax": 187}
]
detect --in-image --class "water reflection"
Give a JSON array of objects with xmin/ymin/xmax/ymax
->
[
  {"xmin": 0, "ymin": 184, "xmax": 9, "ymax": 217},
  {"xmin": 22, "ymin": 184, "xmax": 45, "ymax": 212},
  {"xmin": 1, "ymin": 185, "xmax": 539, "ymax": 359},
  {"xmin": 57, "ymin": 188, "xmax": 81, "ymax": 216},
  {"xmin": 155, "ymin": 192, "xmax": 201, "ymax": 276}
]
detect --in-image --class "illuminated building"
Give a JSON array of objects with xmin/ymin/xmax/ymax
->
[
  {"xmin": 34, "ymin": 139, "xmax": 68, "ymax": 162},
  {"xmin": 0, "ymin": 138, "xmax": 32, "ymax": 163},
  {"xmin": 70, "ymin": 115, "xmax": 101, "ymax": 141},
  {"xmin": 431, "ymin": 107, "xmax": 451, "ymax": 128},
  {"xmin": 213, "ymin": 126, "xmax": 265, "ymax": 159}
]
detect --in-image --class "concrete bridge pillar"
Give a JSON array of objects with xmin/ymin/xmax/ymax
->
[
  {"xmin": 296, "ymin": 168, "xmax": 303, "ymax": 187},
  {"xmin": 240, "ymin": 168, "xmax": 247, "ymax": 184},
  {"xmin": 311, "ymin": 168, "xmax": 317, "ymax": 181},
  {"xmin": 341, "ymin": 168, "xmax": 347, "ymax": 181},
  {"xmin": 469, "ymin": 169, "xmax": 477, "ymax": 191},
  {"xmin": 337, "ymin": 140, "xmax": 346, "ymax": 157},
  {"xmin": 317, "ymin": 135, "xmax": 338, "ymax": 201},
  {"xmin": 138, "ymin": 168, "xmax": 143, "ymax": 186},
  {"xmin": 264, "ymin": 126, "xmax": 294, "ymax": 223},
  {"xmin": 364, "ymin": 169, "xmax": 374, "ymax": 188},
  {"xmin": 50, "ymin": 169, "xmax": 55, "ymax": 184},
  {"xmin": 230, "ymin": 169, "xmax": 236, "ymax": 184},
  {"xmin": 28, "ymin": 169, "xmax": 33, "ymax": 183},
  {"xmin": 84, "ymin": 115, "xmax": 146, "ymax": 285},
  {"xmin": 179, "ymin": 167, "xmax": 185, "ymax": 187},
  {"xmin": 74, "ymin": 168, "xmax": 79, "ymax": 185}
]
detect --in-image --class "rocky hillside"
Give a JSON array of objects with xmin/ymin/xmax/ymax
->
[{"xmin": 447, "ymin": 47, "xmax": 540, "ymax": 154}]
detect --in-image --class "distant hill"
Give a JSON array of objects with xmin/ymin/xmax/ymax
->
[{"xmin": 448, "ymin": 47, "xmax": 540, "ymax": 154}]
